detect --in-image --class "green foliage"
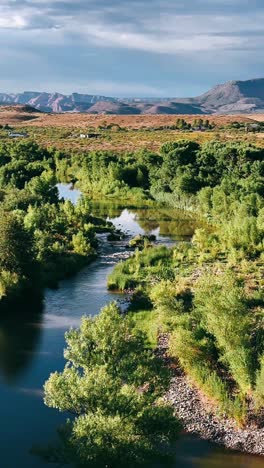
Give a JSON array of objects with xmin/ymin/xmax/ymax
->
[
  {"xmin": 2, "ymin": 134, "xmax": 264, "ymax": 432},
  {"xmin": 169, "ymin": 327, "xmax": 246, "ymax": 423},
  {"xmin": 194, "ymin": 273, "xmax": 253, "ymax": 394},
  {"xmin": 0, "ymin": 141, "xmax": 52, "ymax": 189},
  {"xmin": 44, "ymin": 303, "xmax": 179, "ymax": 466},
  {"xmin": 54, "ymin": 140, "xmax": 264, "ymax": 262},
  {"xmin": 72, "ymin": 232, "xmax": 93, "ymax": 256},
  {"xmin": 129, "ymin": 234, "xmax": 156, "ymax": 250},
  {"xmin": 0, "ymin": 142, "xmax": 112, "ymax": 301},
  {"xmin": 0, "ymin": 210, "xmax": 33, "ymax": 275},
  {"xmin": 108, "ymin": 246, "xmax": 173, "ymax": 291},
  {"xmin": 129, "ymin": 309, "xmax": 161, "ymax": 349},
  {"xmin": 0, "ymin": 270, "xmax": 20, "ymax": 300},
  {"xmin": 112, "ymin": 242, "xmax": 264, "ymax": 422}
]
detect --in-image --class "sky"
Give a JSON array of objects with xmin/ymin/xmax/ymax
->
[{"xmin": 1, "ymin": 0, "xmax": 264, "ymax": 97}]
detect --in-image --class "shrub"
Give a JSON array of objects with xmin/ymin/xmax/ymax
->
[{"xmin": 43, "ymin": 303, "xmax": 180, "ymax": 466}]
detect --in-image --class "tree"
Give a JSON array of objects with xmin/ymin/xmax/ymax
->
[
  {"xmin": 27, "ymin": 171, "xmax": 59, "ymax": 204},
  {"xmin": 44, "ymin": 303, "xmax": 179, "ymax": 467},
  {"xmin": 0, "ymin": 210, "xmax": 35, "ymax": 278}
]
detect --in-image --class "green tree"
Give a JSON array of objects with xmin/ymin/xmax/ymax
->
[
  {"xmin": 44, "ymin": 303, "xmax": 179, "ymax": 467},
  {"xmin": 0, "ymin": 210, "xmax": 35, "ymax": 278}
]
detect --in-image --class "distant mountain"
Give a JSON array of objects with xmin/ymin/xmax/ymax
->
[
  {"xmin": 2, "ymin": 79, "xmax": 264, "ymax": 114},
  {"xmin": 193, "ymin": 78, "xmax": 264, "ymax": 113},
  {"xmin": 0, "ymin": 92, "xmax": 116, "ymax": 113}
]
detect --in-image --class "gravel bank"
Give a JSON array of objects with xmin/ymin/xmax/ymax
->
[{"xmin": 158, "ymin": 334, "xmax": 264, "ymax": 456}]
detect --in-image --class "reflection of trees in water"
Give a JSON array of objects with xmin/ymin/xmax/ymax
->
[
  {"xmin": 91, "ymin": 201, "xmax": 124, "ymax": 220},
  {"xmin": 90, "ymin": 202, "xmax": 201, "ymax": 239},
  {"xmin": 0, "ymin": 298, "xmax": 43, "ymax": 383},
  {"xmin": 134, "ymin": 213, "xmax": 160, "ymax": 232},
  {"xmin": 91, "ymin": 202, "xmax": 154, "ymax": 222},
  {"xmin": 159, "ymin": 219, "xmax": 197, "ymax": 238},
  {"xmin": 133, "ymin": 208, "xmax": 199, "ymax": 239}
]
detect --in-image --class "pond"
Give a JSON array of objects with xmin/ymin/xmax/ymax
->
[{"xmin": 0, "ymin": 185, "xmax": 262, "ymax": 467}]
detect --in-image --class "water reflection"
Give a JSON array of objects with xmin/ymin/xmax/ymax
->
[
  {"xmin": 91, "ymin": 203, "xmax": 198, "ymax": 242},
  {"xmin": 56, "ymin": 183, "xmax": 81, "ymax": 204},
  {"xmin": 132, "ymin": 208, "xmax": 198, "ymax": 240},
  {"xmin": 56, "ymin": 185, "xmax": 198, "ymax": 242},
  {"xmin": 0, "ymin": 299, "xmax": 43, "ymax": 383}
]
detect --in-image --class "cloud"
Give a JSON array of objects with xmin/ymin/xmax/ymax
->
[
  {"xmin": 83, "ymin": 22, "xmax": 243, "ymax": 54},
  {"xmin": 1, "ymin": 0, "xmax": 264, "ymax": 47},
  {"xmin": 0, "ymin": 0, "xmax": 264, "ymax": 57},
  {"xmin": 1, "ymin": 1, "xmax": 264, "ymax": 95}
]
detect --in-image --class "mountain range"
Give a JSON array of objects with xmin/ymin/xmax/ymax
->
[{"xmin": 2, "ymin": 78, "xmax": 264, "ymax": 114}]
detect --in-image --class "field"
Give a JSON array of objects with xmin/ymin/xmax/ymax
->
[{"xmin": 1, "ymin": 106, "xmax": 264, "ymax": 152}]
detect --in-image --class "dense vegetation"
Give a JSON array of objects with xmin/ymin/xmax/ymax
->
[
  {"xmin": 106, "ymin": 139, "xmax": 264, "ymax": 426},
  {"xmin": 2, "ymin": 136, "xmax": 264, "ymax": 463},
  {"xmin": 0, "ymin": 141, "xmax": 112, "ymax": 303},
  {"xmin": 109, "ymin": 242, "xmax": 264, "ymax": 423},
  {"xmin": 42, "ymin": 303, "xmax": 179, "ymax": 467},
  {"xmin": 57, "ymin": 139, "xmax": 264, "ymax": 217}
]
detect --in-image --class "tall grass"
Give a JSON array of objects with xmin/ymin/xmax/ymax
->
[
  {"xmin": 169, "ymin": 327, "xmax": 247, "ymax": 425},
  {"xmin": 107, "ymin": 246, "xmax": 173, "ymax": 291}
]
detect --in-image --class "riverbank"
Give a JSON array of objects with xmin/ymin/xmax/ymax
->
[
  {"xmin": 0, "ymin": 200, "xmax": 262, "ymax": 467},
  {"xmin": 158, "ymin": 334, "xmax": 264, "ymax": 457}
]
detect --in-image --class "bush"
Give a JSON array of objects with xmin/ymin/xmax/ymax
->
[
  {"xmin": 43, "ymin": 303, "xmax": 180, "ymax": 466},
  {"xmin": 194, "ymin": 272, "xmax": 254, "ymax": 395}
]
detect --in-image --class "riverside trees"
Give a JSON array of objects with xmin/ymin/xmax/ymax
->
[
  {"xmin": 108, "ymin": 242, "xmax": 264, "ymax": 425},
  {"xmin": 0, "ymin": 210, "xmax": 38, "ymax": 300},
  {"xmin": 57, "ymin": 141, "xmax": 264, "ymax": 251},
  {"xmin": 102, "ymin": 140, "xmax": 264, "ymax": 426},
  {"xmin": 0, "ymin": 141, "xmax": 111, "ymax": 303},
  {"xmin": 43, "ymin": 303, "xmax": 179, "ymax": 467}
]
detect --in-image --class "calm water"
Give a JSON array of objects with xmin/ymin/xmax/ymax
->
[{"xmin": 0, "ymin": 186, "xmax": 262, "ymax": 467}]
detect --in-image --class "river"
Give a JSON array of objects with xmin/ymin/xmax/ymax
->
[{"xmin": 0, "ymin": 185, "xmax": 262, "ymax": 467}]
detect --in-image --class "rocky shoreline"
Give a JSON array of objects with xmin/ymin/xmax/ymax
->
[{"xmin": 158, "ymin": 334, "xmax": 264, "ymax": 456}]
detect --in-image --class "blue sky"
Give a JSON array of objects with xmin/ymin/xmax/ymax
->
[{"xmin": 1, "ymin": 0, "xmax": 264, "ymax": 97}]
